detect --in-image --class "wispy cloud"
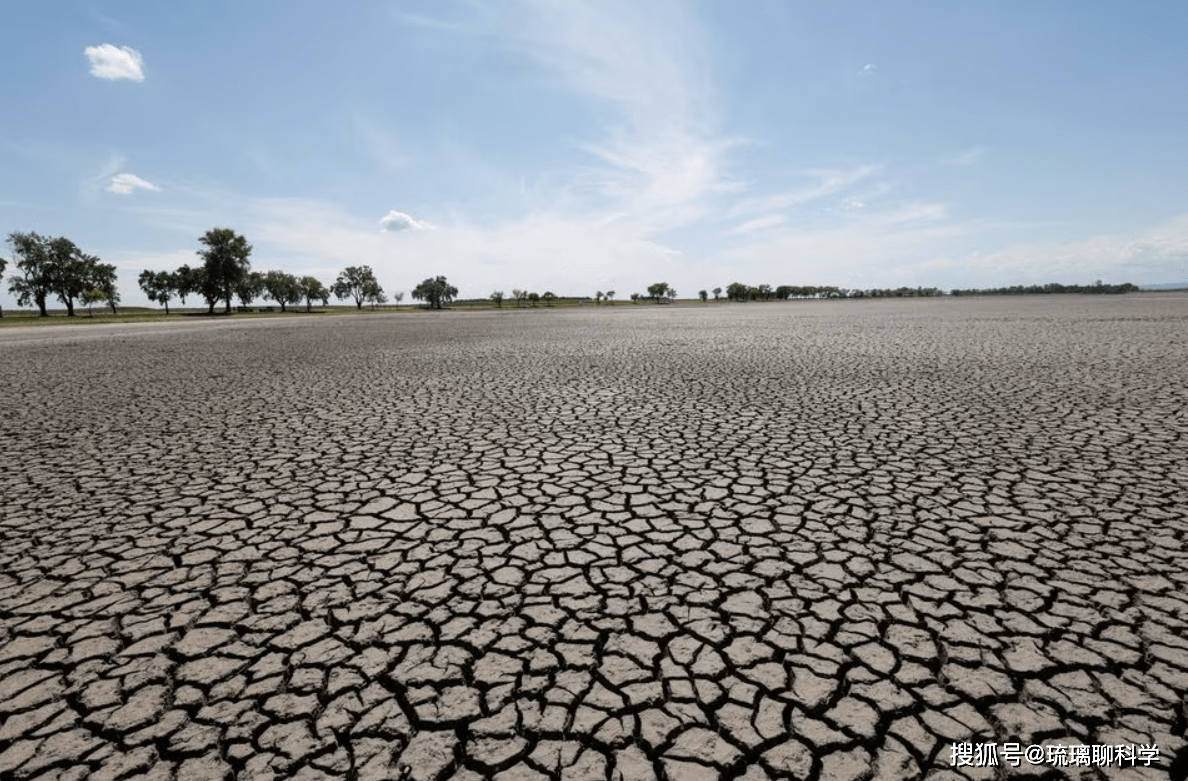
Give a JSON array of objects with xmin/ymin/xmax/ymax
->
[
  {"xmin": 84, "ymin": 44, "xmax": 145, "ymax": 81},
  {"xmin": 107, "ymin": 173, "xmax": 160, "ymax": 195},
  {"xmin": 860, "ymin": 63, "xmax": 877, "ymax": 75},
  {"xmin": 730, "ymin": 215, "xmax": 786, "ymax": 234},
  {"xmin": 379, "ymin": 210, "xmax": 432, "ymax": 232}
]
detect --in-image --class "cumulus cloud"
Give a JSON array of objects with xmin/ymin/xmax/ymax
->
[
  {"xmin": 84, "ymin": 44, "xmax": 145, "ymax": 81},
  {"xmin": 379, "ymin": 209, "xmax": 433, "ymax": 231},
  {"xmin": 860, "ymin": 63, "xmax": 877, "ymax": 74},
  {"xmin": 107, "ymin": 173, "xmax": 159, "ymax": 194}
]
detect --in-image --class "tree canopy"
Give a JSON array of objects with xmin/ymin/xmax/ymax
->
[
  {"xmin": 332, "ymin": 266, "xmax": 383, "ymax": 309},
  {"xmin": 6, "ymin": 231, "xmax": 115, "ymax": 316},
  {"xmin": 412, "ymin": 276, "xmax": 458, "ymax": 309},
  {"xmin": 197, "ymin": 228, "xmax": 252, "ymax": 314},
  {"xmin": 263, "ymin": 270, "xmax": 303, "ymax": 312}
]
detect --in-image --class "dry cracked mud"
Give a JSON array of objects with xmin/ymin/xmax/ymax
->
[{"xmin": 1, "ymin": 296, "xmax": 1186, "ymax": 781}]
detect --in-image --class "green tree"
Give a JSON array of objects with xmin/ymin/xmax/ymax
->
[
  {"xmin": 82, "ymin": 288, "xmax": 105, "ymax": 317},
  {"xmin": 542, "ymin": 291, "xmax": 557, "ymax": 307},
  {"xmin": 646, "ymin": 282, "xmax": 671, "ymax": 303},
  {"xmin": 235, "ymin": 270, "xmax": 266, "ymax": 308},
  {"xmin": 726, "ymin": 282, "xmax": 749, "ymax": 302},
  {"xmin": 604, "ymin": 290, "xmax": 615, "ymax": 305},
  {"xmin": 364, "ymin": 280, "xmax": 387, "ymax": 309},
  {"xmin": 393, "ymin": 291, "xmax": 405, "ymax": 307},
  {"xmin": 412, "ymin": 276, "xmax": 458, "ymax": 309},
  {"xmin": 594, "ymin": 290, "xmax": 603, "ymax": 305},
  {"xmin": 528, "ymin": 292, "xmax": 539, "ymax": 307},
  {"xmin": 6, "ymin": 232, "xmax": 115, "ymax": 317},
  {"xmin": 332, "ymin": 266, "xmax": 383, "ymax": 309},
  {"xmin": 298, "ymin": 276, "xmax": 330, "ymax": 312},
  {"xmin": 712, "ymin": 286, "xmax": 722, "ymax": 301},
  {"xmin": 490, "ymin": 291, "xmax": 504, "ymax": 308},
  {"xmin": 698, "ymin": 289, "xmax": 708, "ymax": 302},
  {"xmin": 262, "ymin": 270, "xmax": 303, "ymax": 312},
  {"xmin": 138, "ymin": 270, "xmax": 179, "ymax": 314},
  {"xmin": 198, "ymin": 228, "xmax": 252, "ymax": 314},
  {"xmin": 92, "ymin": 262, "xmax": 119, "ymax": 315},
  {"xmin": 6, "ymin": 231, "xmax": 53, "ymax": 316},
  {"xmin": 174, "ymin": 264, "xmax": 206, "ymax": 307}
]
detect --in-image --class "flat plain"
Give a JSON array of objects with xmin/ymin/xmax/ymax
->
[{"xmin": 1, "ymin": 295, "xmax": 1185, "ymax": 780}]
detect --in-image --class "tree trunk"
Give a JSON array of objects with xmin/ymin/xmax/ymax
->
[
  {"xmin": 65, "ymin": 300, "xmax": 75, "ymax": 317},
  {"xmin": 37, "ymin": 295, "xmax": 48, "ymax": 317}
]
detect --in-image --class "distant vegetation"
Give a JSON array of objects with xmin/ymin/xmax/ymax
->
[{"xmin": 1, "ymin": 228, "xmax": 1148, "ymax": 319}]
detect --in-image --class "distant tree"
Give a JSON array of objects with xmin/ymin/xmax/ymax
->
[
  {"xmin": 712, "ymin": 286, "xmax": 722, "ymax": 301},
  {"xmin": 604, "ymin": 290, "xmax": 615, "ymax": 305},
  {"xmin": 332, "ymin": 266, "xmax": 382, "ymax": 310},
  {"xmin": 698, "ymin": 289, "xmax": 708, "ymax": 302},
  {"xmin": 646, "ymin": 282, "xmax": 671, "ymax": 303},
  {"xmin": 262, "ymin": 270, "xmax": 303, "ymax": 312},
  {"xmin": 630, "ymin": 292, "xmax": 640, "ymax": 304},
  {"xmin": 725, "ymin": 282, "xmax": 749, "ymax": 302},
  {"xmin": 236, "ymin": 270, "xmax": 266, "ymax": 308},
  {"xmin": 198, "ymin": 228, "xmax": 252, "ymax": 314},
  {"xmin": 512, "ymin": 289, "xmax": 525, "ymax": 307},
  {"xmin": 774, "ymin": 285, "xmax": 794, "ymax": 300},
  {"xmin": 93, "ymin": 262, "xmax": 119, "ymax": 315},
  {"xmin": 6, "ymin": 231, "xmax": 54, "ymax": 316},
  {"xmin": 412, "ymin": 276, "xmax": 458, "ymax": 309},
  {"xmin": 668, "ymin": 287, "xmax": 678, "ymax": 302},
  {"xmin": 298, "ymin": 276, "xmax": 330, "ymax": 312},
  {"xmin": 542, "ymin": 291, "xmax": 557, "ymax": 307},
  {"xmin": 138, "ymin": 270, "xmax": 179, "ymax": 314},
  {"xmin": 490, "ymin": 290, "xmax": 504, "ymax": 308},
  {"xmin": 594, "ymin": 290, "xmax": 603, "ymax": 305},
  {"xmin": 173, "ymin": 264, "xmax": 206, "ymax": 307},
  {"xmin": 364, "ymin": 280, "xmax": 387, "ymax": 310},
  {"xmin": 82, "ymin": 288, "xmax": 105, "ymax": 317},
  {"xmin": 528, "ymin": 292, "xmax": 540, "ymax": 307},
  {"xmin": 393, "ymin": 291, "xmax": 405, "ymax": 306},
  {"xmin": 757, "ymin": 284, "xmax": 773, "ymax": 300}
]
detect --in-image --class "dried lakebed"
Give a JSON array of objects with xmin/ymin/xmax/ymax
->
[{"xmin": 0, "ymin": 297, "xmax": 1185, "ymax": 780}]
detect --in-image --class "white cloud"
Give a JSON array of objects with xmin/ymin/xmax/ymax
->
[
  {"xmin": 379, "ymin": 210, "xmax": 432, "ymax": 231},
  {"xmin": 107, "ymin": 173, "xmax": 160, "ymax": 195},
  {"xmin": 860, "ymin": 63, "xmax": 877, "ymax": 74},
  {"xmin": 84, "ymin": 44, "xmax": 145, "ymax": 81}
]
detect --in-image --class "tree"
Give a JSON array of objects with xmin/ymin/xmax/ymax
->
[
  {"xmin": 235, "ymin": 270, "xmax": 266, "ymax": 308},
  {"xmin": 712, "ymin": 286, "xmax": 722, "ymax": 301},
  {"xmin": 92, "ymin": 262, "xmax": 119, "ymax": 315},
  {"xmin": 332, "ymin": 266, "xmax": 383, "ymax": 310},
  {"xmin": 412, "ymin": 276, "xmax": 458, "ymax": 309},
  {"xmin": 490, "ymin": 291, "xmax": 504, "ymax": 308},
  {"xmin": 139, "ymin": 270, "xmax": 179, "ymax": 314},
  {"xmin": 542, "ymin": 291, "xmax": 557, "ymax": 307},
  {"xmin": 6, "ymin": 231, "xmax": 53, "ymax": 316},
  {"xmin": 528, "ymin": 292, "xmax": 539, "ymax": 307},
  {"xmin": 605, "ymin": 290, "xmax": 615, "ymax": 305},
  {"xmin": 512, "ymin": 289, "xmax": 528, "ymax": 307},
  {"xmin": 726, "ymin": 282, "xmax": 749, "ymax": 302},
  {"xmin": 630, "ymin": 293, "xmax": 640, "ymax": 304},
  {"xmin": 82, "ymin": 288, "xmax": 106, "ymax": 317},
  {"xmin": 174, "ymin": 264, "xmax": 206, "ymax": 307},
  {"xmin": 646, "ymin": 282, "xmax": 671, "ymax": 303},
  {"xmin": 393, "ymin": 291, "xmax": 405, "ymax": 307},
  {"xmin": 595, "ymin": 291, "xmax": 603, "ymax": 305},
  {"xmin": 298, "ymin": 276, "xmax": 330, "ymax": 312},
  {"xmin": 198, "ymin": 228, "xmax": 252, "ymax": 314},
  {"xmin": 262, "ymin": 270, "xmax": 303, "ymax": 312},
  {"xmin": 6, "ymin": 232, "xmax": 115, "ymax": 317},
  {"xmin": 699, "ymin": 289, "xmax": 708, "ymax": 303},
  {"xmin": 364, "ymin": 281, "xmax": 387, "ymax": 310}
]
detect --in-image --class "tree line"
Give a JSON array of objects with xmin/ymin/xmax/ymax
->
[{"xmin": 4, "ymin": 228, "xmax": 465, "ymax": 316}]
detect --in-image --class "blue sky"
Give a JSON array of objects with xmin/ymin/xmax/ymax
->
[{"xmin": 3, "ymin": 1, "xmax": 1187, "ymax": 307}]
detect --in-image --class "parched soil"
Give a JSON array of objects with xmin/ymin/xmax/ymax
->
[{"xmin": 1, "ymin": 296, "xmax": 1185, "ymax": 780}]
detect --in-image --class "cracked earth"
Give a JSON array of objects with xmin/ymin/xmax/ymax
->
[{"xmin": 1, "ymin": 296, "xmax": 1186, "ymax": 780}]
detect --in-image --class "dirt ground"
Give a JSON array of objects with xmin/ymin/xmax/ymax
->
[{"xmin": 1, "ymin": 295, "xmax": 1185, "ymax": 780}]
